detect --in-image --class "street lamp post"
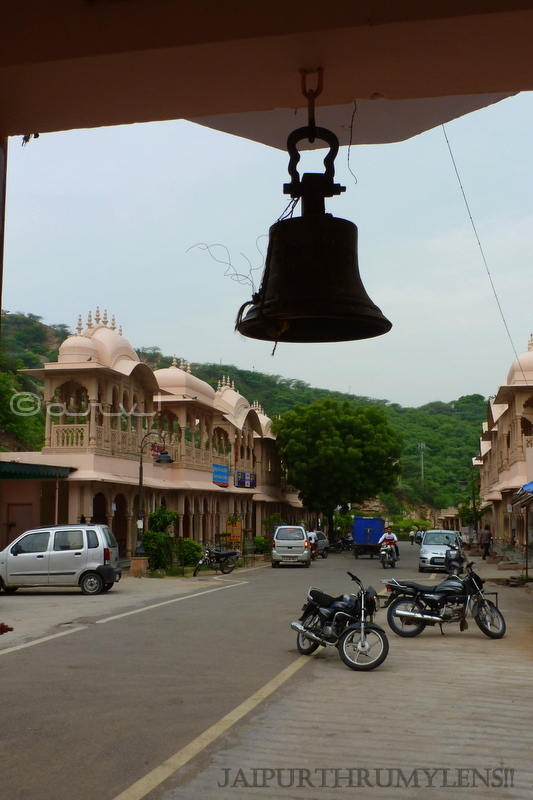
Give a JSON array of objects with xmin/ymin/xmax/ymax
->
[{"xmin": 135, "ymin": 431, "xmax": 174, "ymax": 556}]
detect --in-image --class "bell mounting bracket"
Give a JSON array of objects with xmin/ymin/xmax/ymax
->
[{"xmin": 283, "ymin": 126, "xmax": 346, "ymax": 215}]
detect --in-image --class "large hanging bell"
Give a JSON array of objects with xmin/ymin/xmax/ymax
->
[{"xmin": 236, "ymin": 127, "xmax": 391, "ymax": 344}]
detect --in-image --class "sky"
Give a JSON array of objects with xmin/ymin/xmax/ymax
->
[{"xmin": 3, "ymin": 91, "xmax": 533, "ymax": 408}]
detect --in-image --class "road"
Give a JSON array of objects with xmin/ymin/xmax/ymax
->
[{"xmin": 1, "ymin": 545, "xmax": 532, "ymax": 800}]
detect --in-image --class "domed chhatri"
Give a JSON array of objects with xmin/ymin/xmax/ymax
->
[
  {"xmin": 153, "ymin": 357, "xmax": 216, "ymax": 406},
  {"xmin": 58, "ymin": 309, "xmax": 138, "ymax": 369},
  {"xmin": 506, "ymin": 334, "xmax": 533, "ymax": 386}
]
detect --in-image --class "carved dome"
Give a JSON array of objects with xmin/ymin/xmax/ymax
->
[
  {"xmin": 58, "ymin": 334, "xmax": 99, "ymax": 363},
  {"xmin": 154, "ymin": 359, "xmax": 216, "ymax": 406},
  {"xmin": 58, "ymin": 310, "xmax": 140, "ymax": 372},
  {"xmin": 507, "ymin": 334, "xmax": 533, "ymax": 385}
]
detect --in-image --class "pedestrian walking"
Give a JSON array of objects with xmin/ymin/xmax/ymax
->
[
  {"xmin": 409, "ymin": 529, "xmax": 415, "ymax": 545},
  {"xmin": 480, "ymin": 525, "xmax": 492, "ymax": 560}
]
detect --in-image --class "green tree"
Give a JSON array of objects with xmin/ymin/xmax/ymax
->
[{"xmin": 272, "ymin": 399, "xmax": 402, "ymax": 533}]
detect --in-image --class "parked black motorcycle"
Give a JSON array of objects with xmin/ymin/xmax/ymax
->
[
  {"xmin": 291, "ymin": 571, "xmax": 389, "ymax": 671},
  {"xmin": 382, "ymin": 560, "xmax": 505, "ymax": 639},
  {"xmin": 332, "ymin": 536, "xmax": 354, "ymax": 554},
  {"xmin": 192, "ymin": 546, "xmax": 239, "ymax": 576}
]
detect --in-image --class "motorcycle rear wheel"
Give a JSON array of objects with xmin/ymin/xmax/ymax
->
[
  {"xmin": 220, "ymin": 557, "xmax": 236, "ymax": 574},
  {"xmin": 387, "ymin": 598, "xmax": 427, "ymax": 637},
  {"xmin": 338, "ymin": 627, "xmax": 389, "ymax": 671},
  {"xmin": 474, "ymin": 600, "xmax": 506, "ymax": 639},
  {"xmin": 296, "ymin": 612, "xmax": 322, "ymax": 655},
  {"xmin": 192, "ymin": 559, "xmax": 204, "ymax": 577}
]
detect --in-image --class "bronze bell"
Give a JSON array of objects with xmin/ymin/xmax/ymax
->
[{"xmin": 236, "ymin": 126, "xmax": 392, "ymax": 343}]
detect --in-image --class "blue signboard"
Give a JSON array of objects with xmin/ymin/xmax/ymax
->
[{"xmin": 212, "ymin": 464, "xmax": 229, "ymax": 487}]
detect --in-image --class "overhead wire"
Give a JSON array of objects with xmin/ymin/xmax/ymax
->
[{"xmin": 441, "ymin": 123, "xmax": 528, "ymax": 385}]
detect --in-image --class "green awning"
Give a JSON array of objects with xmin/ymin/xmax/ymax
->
[{"xmin": 0, "ymin": 462, "xmax": 75, "ymax": 480}]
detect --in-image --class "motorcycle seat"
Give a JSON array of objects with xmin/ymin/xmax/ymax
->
[
  {"xmin": 212, "ymin": 549, "xmax": 238, "ymax": 558},
  {"xmin": 309, "ymin": 589, "xmax": 337, "ymax": 606},
  {"xmin": 395, "ymin": 581, "xmax": 441, "ymax": 592}
]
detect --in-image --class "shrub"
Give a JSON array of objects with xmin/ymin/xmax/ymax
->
[
  {"xmin": 252, "ymin": 535, "xmax": 271, "ymax": 554},
  {"xmin": 148, "ymin": 506, "xmax": 180, "ymax": 533},
  {"xmin": 141, "ymin": 530, "xmax": 169, "ymax": 570},
  {"xmin": 180, "ymin": 538, "xmax": 202, "ymax": 566}
]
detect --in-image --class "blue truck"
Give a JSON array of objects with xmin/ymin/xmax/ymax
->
[{"xmin": 352, "ymin": 517, "xmax": 385, "ymax": 558}]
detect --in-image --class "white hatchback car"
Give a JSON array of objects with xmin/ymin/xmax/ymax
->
[
  {"xmin": 0, "ymin": 524, "xmax": 121, "ymax": 594},
  {"xmin": 418, "ymin": 530, "xmax": 463, "ymax": 573}
]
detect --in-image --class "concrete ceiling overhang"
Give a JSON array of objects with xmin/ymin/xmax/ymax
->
[{"xmin": 1, "ymin": 2, "xmax": 533, "ymax": 146}]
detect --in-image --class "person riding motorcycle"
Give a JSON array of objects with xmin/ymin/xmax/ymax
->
[
  {"xmin": 307, "ymin": 530, "xmax": 318, "ymax": 559},
  {"xmin": 378, "ymin": 527, "xmax": 400, "ymax": 561}
]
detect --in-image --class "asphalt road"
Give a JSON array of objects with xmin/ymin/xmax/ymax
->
[{"xmin": 0, "ymin": 548, "xmax": 389, "ymax": 800}]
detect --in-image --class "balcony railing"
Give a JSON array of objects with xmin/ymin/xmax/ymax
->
[{"xmin": 46, "ymin": 423, "xmax": 230, "ymax": 472}]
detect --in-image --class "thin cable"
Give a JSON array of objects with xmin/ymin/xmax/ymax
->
[
  {"xmin": 346, "ymin": 101, "xmax": 358, "ymax": 185},
  {"xmin": 442, "ymin": 124, "xmax": 527, "ymax": 383}
]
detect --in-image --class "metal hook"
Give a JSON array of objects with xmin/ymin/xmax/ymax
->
[{"xmin": 300, "ymin": 69, "xmax": 323, "ymax": 143}]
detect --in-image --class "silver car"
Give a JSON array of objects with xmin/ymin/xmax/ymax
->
[
  {"xmin": 271, "ymin": 526, "xmax": 311, "ymax": 568},
  {"xmin": 0, "ymin": 524, "xmax": 121, "ymax": 594},
  {"xmin": 313, "ymin": 531, "xmax": 330, "ymax": 558},
  {"xmin": 418, "ymin": 530, "xmax": 463, "ymax": 573}
]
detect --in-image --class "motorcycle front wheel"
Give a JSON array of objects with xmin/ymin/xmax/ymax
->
[
  {"xmin": 296, "ymin": 612, "xmax": 322, "ymax": 655},
  {"xmin": 192, "ymin": 559, "xmax": 204, "ymax": 577},
  {"xmin": 219, "ymin": 557, "xmax": 236, "ymax": 574},
  {"xmin": 338, "ymin": 627, "xmax": 389, "ymax": 671},
  {"xmin": 387, "ymin": 598, "xmax": 427, "ymax": 637},
  {"xmin": 474, "ymin": 600, "xmax": 506, "ymax": 639}
]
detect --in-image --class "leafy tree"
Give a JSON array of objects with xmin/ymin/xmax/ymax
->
[{"xmin": 272, "ymin": 399, "xmax": 402, "ymax": 533}]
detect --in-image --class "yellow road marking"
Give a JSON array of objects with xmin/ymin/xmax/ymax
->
[{"xmin": 110, "ymin": 656, "xmax": 310, "ymax": 800}]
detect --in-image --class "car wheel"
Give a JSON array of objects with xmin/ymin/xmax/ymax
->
[
  {"xmin": 304, "ymin": 561, "xmax": 311, "ymax": 568},
  {"xmin": 2, "ymin": 586, "xmax": 18, "ymax": 594},
  {"xmin": 418, "ymin": 565, "xmax": 425, "ymax": 573},
  {"xmin": 271, "ymin": 561, "xmax": 280, "ymax": 568},
  {"xmin": 321, "ymin": 549, "xmax": 329, "ymax": 559},
  {"xmin": 80, "ymin": 572, "xmax": 105, "ymax": 595}
]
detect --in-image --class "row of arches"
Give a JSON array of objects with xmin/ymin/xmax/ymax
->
[{"xmin": 84, "ymin": 490, "xmax": 255, "ymax": 556}]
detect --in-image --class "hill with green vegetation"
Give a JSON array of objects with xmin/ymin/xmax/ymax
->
[{"xmin": 0, "ymin": 313, "xmax": 487, "ymax": 511}]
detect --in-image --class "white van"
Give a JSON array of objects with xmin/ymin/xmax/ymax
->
[
  {"xmin": 271, "ymin": 525, "xmax": 311, "ymax": 568},
  {"xmin": 0, "ymin": 524, "xmax": 121, "ymax": 595}
]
